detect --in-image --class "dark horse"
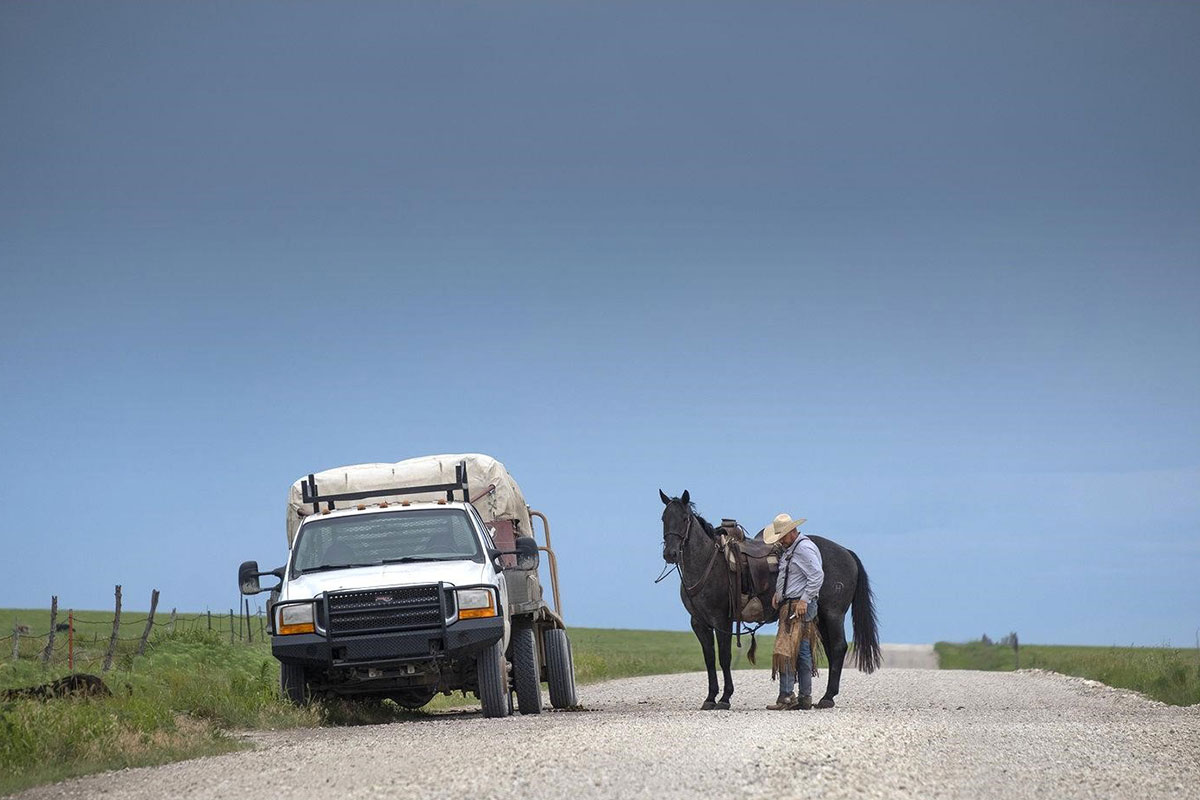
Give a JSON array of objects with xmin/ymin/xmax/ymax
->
[{"xmin": 660, "ymin": 489, "xmax": 881, "ymax": 710}]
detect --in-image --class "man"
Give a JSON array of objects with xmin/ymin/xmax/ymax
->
[{"xmin": 763, "ymin": 512, "xmax": 824, "ymax": 710}]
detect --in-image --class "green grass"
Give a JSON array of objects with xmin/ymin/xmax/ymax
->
[
  {"xmin": 1, "ymin": 606, "xmax": 321, "ymax": 796},
  {"xmin": 570, "ymin": 626, "xmax": 828, "ymax": 683},
  {"xmin": 0, "ymin": 607, "xmax": 810, "ymax": 796},
  {"xmin": 0, "ymin": 615, "xmax": 317, "ymax": 796},
  {"xmin": 935, "ymin": 640, "xmax": 1200, "ymax": 706}
]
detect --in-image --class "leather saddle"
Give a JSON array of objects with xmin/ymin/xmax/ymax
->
[{"xmin": 716, "ymin": 519, "xmax": 781, "ymax": 624}]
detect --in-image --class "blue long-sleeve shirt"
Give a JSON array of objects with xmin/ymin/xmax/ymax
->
[{"xmin": 776, "ymin": 535, "xmax": 824, "ymax": 603}]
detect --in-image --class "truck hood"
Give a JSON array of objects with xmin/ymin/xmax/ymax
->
[{"xmin": 282, "ymin": 559, "xmax": 493, "ymax": 601}]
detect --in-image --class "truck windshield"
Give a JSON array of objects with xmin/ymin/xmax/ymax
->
[{"xmin": 291, "ymin": 509, "xmax": 484, "ymax": 576}]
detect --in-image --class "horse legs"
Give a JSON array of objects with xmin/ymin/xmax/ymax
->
[
  {"xmin": 690, "ymin": 616, "xmax": 719, "ymax": 710},
  {"xmin": 817, "ymin": 610, "xmax": 849, "ymax": 709},
  {"xmin": 715, "ymin": 627, "xmax": 734, "ymax": 709}
]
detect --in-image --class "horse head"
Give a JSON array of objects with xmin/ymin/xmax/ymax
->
[{"xmin": 659, "ymin": 488, "xmax": 691, "ymax": 563}]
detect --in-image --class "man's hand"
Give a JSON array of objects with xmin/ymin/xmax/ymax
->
[
  {"xmin": 796, "ymin": 599, "xmax": 808, "ymax": 617},
  {"xmin": 772, "ymin": 592, "xmax": 781, "ymax": 609}
]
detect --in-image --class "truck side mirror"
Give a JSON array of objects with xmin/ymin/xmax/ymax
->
[
  {"xmin": 513, "ymin": 536, "xmax": 540, "ymax": 571},
  {"xmin": 239, "ymin": 561, "xmax": 263, "ymax": 594},
  {"xmin": 491, "ymin": 537, "xmax": 540, "ymax": 571},
  {"xmin": 239, "ymin": 560, "xmax": 283, "ymax": 595}
]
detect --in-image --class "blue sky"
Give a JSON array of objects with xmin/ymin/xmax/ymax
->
[{"xmin": 2, "ymin": 2, "xmax": 1197, "ymax": 646}]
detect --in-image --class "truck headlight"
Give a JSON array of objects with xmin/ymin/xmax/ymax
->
[
  {"xmin": 456, "ymin": 588, "xmax": 497, "ymax": 619},
  {"xmin": 276, "ymin": 603, "xmax": 316, "ymax": 635}
]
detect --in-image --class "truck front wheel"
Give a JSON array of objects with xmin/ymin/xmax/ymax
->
[
  {"xmin": 510, "ymin": 623, "xmax": 543, "ymax": 715},
  {"xmin": 279, "ymin": 662, "xmax": 310, "ymax": 706},
  {"xmin": 543, "ymin": 628, "xmax": 578, "ymax": 709},
  {"xmin": 476, "ymin": 638, "xmax": 510, "ymax": 718}
]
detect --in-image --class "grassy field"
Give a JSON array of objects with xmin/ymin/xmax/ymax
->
[
  {"xmin": 570, "ymin": 626, "xmax": 812, "ymax": 682},
  {"xmin": 0, "ymin": 608, "xmax": 793, "ymax": 796},
  {"xmin": 935, "ymin": 640, "xmax": 1200, "ymax": 706},
  {"xmin": 1, "ymin": 607, "xmax": 312, "ymax": 795}
]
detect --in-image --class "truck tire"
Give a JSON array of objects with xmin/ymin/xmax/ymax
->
[
  {"xmin": 543, "ymin": 628, "xmax": 578, "ymax": 709},
  {"xmin": 510, "ymin": 623, "xmax": 543, "ymax": 715},
  {"xmin": 280, "ymin": 662, "xmax": 309, "ymax": 706},
  {"xmin": 476, "ymin": 638, "xmax": 510, "ymax": 718}
]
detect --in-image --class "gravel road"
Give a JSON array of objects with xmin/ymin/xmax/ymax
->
[{"xmin": 18, "ymin": 667, "xmax": 1199, "ymax": 800}]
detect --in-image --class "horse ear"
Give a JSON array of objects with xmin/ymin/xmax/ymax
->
[
  {"xmin": 681, "ymin": 489, "xmax": 690, "ymax": 505},
  {"xmin": 659, "ymin": 489, "xmax": 670, "ymax": 506}
]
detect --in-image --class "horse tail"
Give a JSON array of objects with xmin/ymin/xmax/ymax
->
[
  {"xmin": 848, "ymin": 549, "xmax": 882, "ymax": 674},
  {"xmin": 747, "ymin": 631, "xmax": 758, "ymax": 665}
]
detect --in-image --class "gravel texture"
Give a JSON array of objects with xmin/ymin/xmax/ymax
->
[{"xmin": 17, "ymin": 666, "xmax": 1200, "ymax": 800}]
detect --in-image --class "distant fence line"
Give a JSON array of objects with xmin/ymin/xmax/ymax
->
[{"xmin": 6, "ymin": 587, "xmax": 267, "ymax": 673}]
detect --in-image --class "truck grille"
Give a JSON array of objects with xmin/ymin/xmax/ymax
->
[{"xmin": 326, "ymin": 585, "xmax": 444, "ymax": 635}]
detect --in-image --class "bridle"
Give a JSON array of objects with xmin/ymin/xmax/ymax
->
[
  {"xmin": 658, "ymin": 501, "xmax": 721, "ymax": 596},
  {"xmin": 662, "ymin": 506, "xmax": 694, "ymax": 553}
]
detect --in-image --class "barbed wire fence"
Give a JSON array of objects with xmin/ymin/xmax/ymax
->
[{"xmin": 4, "ymin": 586, "xmax": 267, "ymax": 674}]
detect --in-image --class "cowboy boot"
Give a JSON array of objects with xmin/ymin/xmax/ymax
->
[
  {"xmin": 796, "ymin": 694, "xmax": 813, "ymax": 710},
  {"xmin": 766, "ymin": 693, "xmax": 797, "ymax": 710}
]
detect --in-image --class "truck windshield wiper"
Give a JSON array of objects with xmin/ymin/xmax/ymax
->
[
  {"xmin": 299, "ymin": 562, "xmax": 382, "ymax": 574},
  {"xmin": 378, "ymin": 556, "xmax": 462, "ymax": 564},
  {"xmin": 298, "ymin": 556, "xmax": 466, "ymax": 574}
]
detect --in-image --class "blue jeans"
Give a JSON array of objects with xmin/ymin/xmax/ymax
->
[{"xmin": 778, "ymin": 597, "xmax": 819, "ymax": 698}]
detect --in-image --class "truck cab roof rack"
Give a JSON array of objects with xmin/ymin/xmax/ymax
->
[{"xmin": 301, "ymin": 460, "xmax": 470, "ymax": 513}]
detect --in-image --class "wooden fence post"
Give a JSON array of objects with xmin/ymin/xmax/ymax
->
[
  {"xmin": 11, "ymin": 625, "xmax": 18, "ymax": 661},
  {"xmin": 102, "ymin": 584, "xmax": 122, "ymax": 672},
  {"xmin": 41, "ymin": 596, "xmax": 58, "ymax": 665},
  {"xmin": 168, "ymin": 608, "xmax": 177, "ymax": 634},
  {"xmin": 137, "ymin": 589, "xmax": 160, "ymax": 656},
  {"xmin": 229, "ymin": 609, "xmax": 235, "ymax": 644},
  {"xmin": 68, "ymin": 610, "xmax": 74, "ymax": 670},
  {"xmin": 207, "ymin": 609, "xmax": 212, "ymax": 630},
  {"xmin": 244, "ymin": 599, "xmax": 252, "ymax": 643},
  {"xmin": 1013, "ymin": 632, "xmax": 1020, "ymax": 670}
]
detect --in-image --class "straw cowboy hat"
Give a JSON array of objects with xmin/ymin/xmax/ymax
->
[{"xmin": 763, "ymin": 512, "xmax": 807, "ymax": 545}]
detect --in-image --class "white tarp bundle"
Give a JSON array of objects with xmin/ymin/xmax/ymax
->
[{"xmin": 286, "ymin": 453, "xmax": 532, "ymax": 545}]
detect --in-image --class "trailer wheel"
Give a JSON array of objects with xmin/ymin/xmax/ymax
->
[
  {"xmin": 510, "ymin": 623, "xmax": 543, "ymax": 715},
  {"xmin": 543, "ymin": 628, "xmax": 578, "ymax": 709},
  {"xmin": 280, "ymin": 662, "xmax": 309, "ymax": 706},
  {"xmin": 477, "ymin": 638, "xmax": 510, "ymax": 718}
]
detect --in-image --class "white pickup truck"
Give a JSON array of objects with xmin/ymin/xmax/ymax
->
[{"xmin": 238, "ymin": 454, "xmax": 576, "ymax": 718}]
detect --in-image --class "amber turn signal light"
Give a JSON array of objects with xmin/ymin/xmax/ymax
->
[{"xmin": 459, "ymin": 597, "xmax": 497, "ymax": 619}]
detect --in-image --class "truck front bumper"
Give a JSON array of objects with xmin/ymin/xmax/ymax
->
[{"xmin": 271, "ymin": 616, "xmax": 504, "ymax": 670}]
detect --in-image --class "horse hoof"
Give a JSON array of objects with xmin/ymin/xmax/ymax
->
[
  {"xmin": 714, "ymin": 701, "xmax": 731, "ymax": 710},
  {"xmin": 815, "ymin": 697, "xmax": 836, "ymax": 709},
  {"xmin": 700, "ymin": 701, "xmax": 717, "ymax": 710}
]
